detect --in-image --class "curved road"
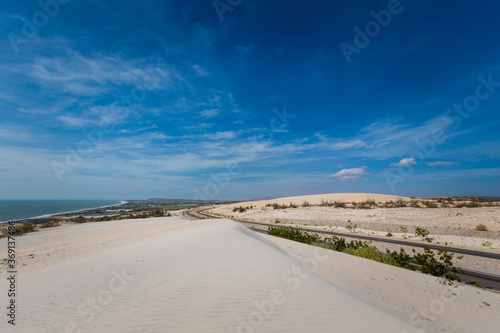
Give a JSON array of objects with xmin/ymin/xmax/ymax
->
[{"xmin": 187, "ymin": 208, "xmax": 500, "ymax": 291}]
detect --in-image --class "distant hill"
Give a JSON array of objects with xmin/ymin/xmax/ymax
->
[
  {"xmin": 478, "ymin": 196, "xmax": 500, "ymax": 201},
  {"xmin": 126, "ymin": 198, "xmax": 241, "ymax": 204}
]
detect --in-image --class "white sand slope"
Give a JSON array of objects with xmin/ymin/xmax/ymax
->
[
  {"xmin": 1, "ymin": 218, "xmax": 420, "ymax": 333},
  {"xmin": 216, "ymin": 193, "xmax": 411, "ymax": 211}
]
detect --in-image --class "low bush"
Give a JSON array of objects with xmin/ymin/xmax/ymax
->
[
  {"xmin": 415, "ymin": 226, "xmax": 430, "ymax": 240},
  {"xmin": 394, "ymin": 199, "xmax": 407, "ymax": 208},
  {"xmin": 267, "ymin": 226, "xmax": 461, "ymax": 281},
  {"xmin": 267, "ymin": 203, "xmax": 290, "ymax": 209},
  {"xmin": 319, "ymin": 199, "xmax": 332, "ymax": 207},
  {"xmin": 73, "ymin": 216, "xmax": 87, "ymax": 223},
  {"xmin": 421, "ymin": 200, "xmax": 438, "ymax": 208},
  {"xmin": 475, "ymin": 223, "xmax": 488, "ymax": 231},
  {"xmin": 1, "ymin": 222, "xmax": 36, "ymax": 236},
  {"xmin": 267, "ymin": 226, "xmax": 319, "ymax": 244},
  {"xmin": 412, "ymin": 248, "xmax": 461, "ymax": 281},
  {"xmin": 344, "ymin": 245, "xmax": 384, "ymax": 262},
  {"xmin": 383, "ymin": 248, "xmax": 413, "ymax": 268},
  {"xmin": 408, "ymin": 199, "xmax": 420, "ymax": 208},
  {"xmin": 345, "ymin": 220, "xmax": 357, "ymax": 233},
  {"xmin": 151, "ymin": 208, "xmax": 165, "ymax": 217},
  {"xmin": 233, "ymin": 206, "xmax": 246, "ymax": 213},
  {"xmin": 40, "ymin": 220, "xmax": 60, "ymax": 228}
]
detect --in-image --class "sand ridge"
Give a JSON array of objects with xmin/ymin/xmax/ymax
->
[
  {"xmin": 210, "ymin": 193, "xmax": 500, "ymax": 254},
  {"xmin": 1, "ymin": 217, "xmax": 421, "ymax": 332}
]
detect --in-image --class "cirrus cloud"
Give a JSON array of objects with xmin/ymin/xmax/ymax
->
[
  {"xmin": 390, "ymin": 158, "xmax": 417, "ymax": 167},
  {"xmin": 328, "ymin": 166, "xmax": 368, "ymax": 181},
  {"xmin": 426, "ymin": 161, "xmax": 460, "ymax": 166}
]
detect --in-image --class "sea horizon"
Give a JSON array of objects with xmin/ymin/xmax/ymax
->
[{"xmin": 0, "ymin": 200, "xmax": 124, "ymax": 223}]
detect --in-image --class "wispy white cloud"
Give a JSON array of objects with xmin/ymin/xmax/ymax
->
[
  {"xmin": 182, "ymin": 123, "xmax": 214, "ymax": 130},
  {"xmin": 426, "ymin": 161, "xmax": 460, "ymax": 166},
  {"xmin": 57, "ymin": 104, "xmax": 131, "ymax": 128},
  {"xmin": 192, "ymin": 64, "xmax": 209, "ymax": 77},
  {"xmin": 199, "ymin": 109, "xmax": 220, "ymax": 118},
  {"xmin": 23, "ymin": 51, "xmax": 182, "ymax": 96},
  {"xmin": 331, "ymin": 139, "xmax": 365, "ymax": 150},
  {"xmin": 0, "ymin": 125, "xmax": 40, "ymax": 143},
  {"xmin": 328, "ymin": 166, "xmax": 368, "ymax": 181},
  {"xmin": 390, "ymin": 158, "xmax": 417, "ymax": 167},
  {"xmin": 204, "ymin": 131, "xmax": 238, "ymax": 140}
]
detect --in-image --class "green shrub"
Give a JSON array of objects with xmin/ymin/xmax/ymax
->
[
  {"xmin": 267, "ymin": 226, "xmax": 319, "ymax": 244},
  {"xmin": 3, "ymin": 222, "xmax": 37, "ymax": 236},
  {"xmin": 415, "ymin": 226, "xmax": 430, "ymax": 240},
  {"xmin": 270, "ymin": 203, "xmax": 289, "ymax": 209},
  {"xmin": 356, "ymin": 200, "xmax": 375, "ymax": 209},
  {"xmin": 408, "ymin": 199, "xmax": 420, "ymax": 208},
  {"xmin": 454, "ymin": 201, "xmax": 479, "ymax": 208},
  {"xmin": 40, "ymin": 220, "xmax": 60, "ymax": 228},
  {"xmin": 476, "ymin": 224, "xmax": 488, "ymax": 231},
  {"xmin": 233, "ymin": 206, "xmax": 246, "ymax": 213},
  {"xmin": 345, "ymin": 220, "xmax": 357, "ymax": 233},
  {"xmin": 152, "ymin": 208, "xmax": 165, "ymax": 216},
  {"xmin": 394, "ymin": 199, "xmax": 407, "ymax": 207},
  {"xmin": 267, "ymin": 225, "xmax": 461, "ymax": 281},
  {"xmin": 412, "ymin": 248, "xmax": 461, "ymax": 281},
  {"xmin": 344, "ymin": 246, "xmax": 384, "ymax": 262},
  {"xmin": 383, "ymin": 248, "xmax": 413, "ymax": 268},
  {"xmin": 73, "ymin": 216, "xmax": 87, "ymax": 223},
  {"xmin": 319, "ymin": 199, "xmax": 332, "ymax": 207},
  {"xmin": 421, "ymin": 200, "xmax": 438, "ymax": 208}
]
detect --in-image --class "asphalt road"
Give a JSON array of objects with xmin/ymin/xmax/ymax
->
[{"xmin": 187, "ymin": 209, "xmax": 500, "ymax": 291}]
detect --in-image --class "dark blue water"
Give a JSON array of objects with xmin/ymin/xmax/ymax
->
[{"xmin": 0, "ymin": 200, "xmax": 123, "ymax": 223}]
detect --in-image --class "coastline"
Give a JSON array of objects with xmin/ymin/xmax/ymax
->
[{"xmin": 0, "ymin": 200, "xmax": 127, "ymax": 224}]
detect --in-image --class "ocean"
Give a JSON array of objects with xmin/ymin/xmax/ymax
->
[{"xmin": 0, "ymin": 200, "xmax": 123, "ymax": 223}]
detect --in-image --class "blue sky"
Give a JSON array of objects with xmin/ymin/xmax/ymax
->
[{"xmin": 1, "ymin": 0, "xmax": 499, "ymax": 200}]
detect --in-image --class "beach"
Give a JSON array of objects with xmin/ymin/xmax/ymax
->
[{"xmin": 1, "ymin": 216, "xmax": 498, "ymax": 332}]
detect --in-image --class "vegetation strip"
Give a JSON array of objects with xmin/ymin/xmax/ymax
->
[
  {"xmin": 267, "ymin": 225, "xmax": 462, "ymax": 281},
  {"xmin": 220, "ymin": 215, "xmax": 500, "ymax": 260}
]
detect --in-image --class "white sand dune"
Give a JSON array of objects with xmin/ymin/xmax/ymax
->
[
  {"xmin": 2, "ymin": 218, "xmax": 420, "ymax": 332},
  {"xmin": 229, "ymin": 193, "xmax": 412, "ymax": 209}
]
